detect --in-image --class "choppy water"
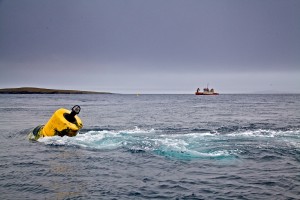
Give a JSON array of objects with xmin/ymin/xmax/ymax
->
[{"xmin": 0, "ymin": 94, "xmax": 300, "ymax": 199}]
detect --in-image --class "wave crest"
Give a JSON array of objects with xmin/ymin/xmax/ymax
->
[{"xmin": 37, "ymin": 127, "xmax": 300, "ymax": 159}]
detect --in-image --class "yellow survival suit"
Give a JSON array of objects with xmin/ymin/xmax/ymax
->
[{"xmin": 28, "ymin": 105, "xmax": 83, "ymax": 140}]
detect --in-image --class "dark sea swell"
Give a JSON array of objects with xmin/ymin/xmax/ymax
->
[{"xmin": 0, "ymin": 94, "xmax": 300, "ymax": 199}]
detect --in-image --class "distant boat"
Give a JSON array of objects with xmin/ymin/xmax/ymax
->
[{"xmin": 195, "ymin": 87, "xmax": 219, "ymax": 95}]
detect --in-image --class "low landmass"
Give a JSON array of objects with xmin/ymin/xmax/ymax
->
[{"xmin": 0, "ymin": 87, "xmax": 112, "ymax": 94}]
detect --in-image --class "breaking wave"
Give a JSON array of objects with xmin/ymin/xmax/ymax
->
[{"xmin": 38, "ymin": 126, "xmax": 300, "ymax": 159}]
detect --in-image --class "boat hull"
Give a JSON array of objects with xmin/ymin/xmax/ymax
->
[{"xmin": 195, "ymin": 92, "xmax": 219, "ymax": 95}]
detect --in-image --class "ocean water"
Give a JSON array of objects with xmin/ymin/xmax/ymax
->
[{"xmin": 0, "ymin": 94, "xmax": 299, "ymax": 199}]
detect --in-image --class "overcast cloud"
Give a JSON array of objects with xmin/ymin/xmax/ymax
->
[{"xmin": 0, "ymin": 0, "xmax": 299, "ymax": 93}]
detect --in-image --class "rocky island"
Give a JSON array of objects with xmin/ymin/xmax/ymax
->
[{"xmin": 0, "ymin": 87, "xmax": 112, "ymax": 94}]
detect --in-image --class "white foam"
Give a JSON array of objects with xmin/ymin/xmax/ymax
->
[
  {"xmin": 37, "ymin": 127, "xmax": 300, "ymax": 159},
  {"xmin": 38, "ymin": 127, "xmax": 157, "ymax": 149},
  {"xmin": 161, "ymin": 132, "xmax": 216, "ymax": 138},
  {"xmin": 119, "ymin": 126, "xmax": 156, "ymax": 134},
  {"xmin": 226, "ymin": 129, "xmax": 274, "ymax": 137}
]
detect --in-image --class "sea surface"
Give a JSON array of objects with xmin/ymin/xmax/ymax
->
[{"xmin": 0, "ymin": 94, "xmax": 299, "ymax": 199}]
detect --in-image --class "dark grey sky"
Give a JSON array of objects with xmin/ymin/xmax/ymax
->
[{"xmin": 1, "ymin": 0, "xmax": 299, "ymax": 93}]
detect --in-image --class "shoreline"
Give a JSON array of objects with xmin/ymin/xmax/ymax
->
[{"xmin": 0, "ymin": 87, "xmax": 112, "ymax": 94}]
